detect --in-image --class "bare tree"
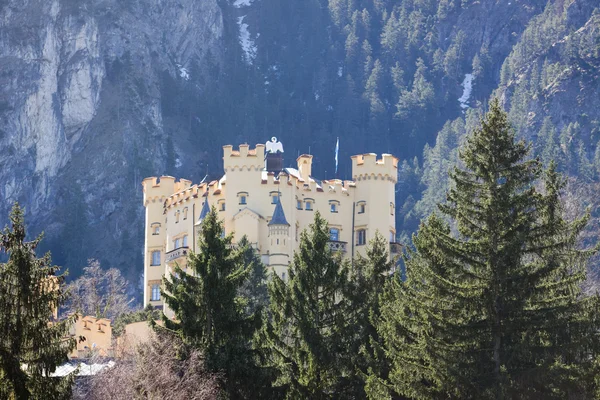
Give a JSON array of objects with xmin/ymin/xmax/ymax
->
[
  {"xmin": 66, "ymin": 259, "xmax": 133, "ymax": 319},
  {"xmin": 75, "ymin": 331, "xmax": 222, "ymax": 400}
]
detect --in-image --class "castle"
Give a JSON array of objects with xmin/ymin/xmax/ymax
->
[{"xmin": 142, "ymin": 140, "xmax": 400, "ymax": 310}]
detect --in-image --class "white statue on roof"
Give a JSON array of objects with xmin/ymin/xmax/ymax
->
[{"xmin": 266, "ymin": 136, "xmax": 284, "ymax": 153}]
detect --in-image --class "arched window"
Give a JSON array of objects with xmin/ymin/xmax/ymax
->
[
  {"xmin": 183, "ymin": 235, "xmax": 188, "ymax": 247},
  {"xmin": 329, "ymin": 200, "xmax": 340, "ymax": 213}
]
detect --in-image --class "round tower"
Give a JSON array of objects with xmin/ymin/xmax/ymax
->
[
  {"xmin": 142, "ymin": 176, "xmax": 176, "ymax": 307},
  {"xmin": 267, "ymin": 196, "xmax": 290, "ymax": 280},
  {"xmin": 350, "ymin": 153, "xmax": 399, "ymax": 257}
]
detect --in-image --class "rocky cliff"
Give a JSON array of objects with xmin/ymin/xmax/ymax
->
[{"xmin": 0, "ymin": 0, "xmax": 223, "ymax": 283}]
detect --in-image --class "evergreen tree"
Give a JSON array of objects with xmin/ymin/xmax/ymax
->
[
  {"xmin": 257, "ymin": 212, "xmax": 350, "ymax": 399},
  {"xmin": 0, "ymin": 203, "xmax": 76, "ymax": 400},
  {"xmin": 369, "ymin": 100, "xmax": 599, "ymax": 399},
  {"xmin": 161, "ymin": 207, "xmax": 262, "ymax": 398},
  {"xmin": 237, "ymin": 235, "xmax": 269, "ymax": 317},
  {"xmin": 344, "ymin": 233, "xmax": 396, "ymax": 398}
]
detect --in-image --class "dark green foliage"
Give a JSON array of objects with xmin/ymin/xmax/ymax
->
[
  {"xmin": 344, "ymin": 233, "xmax": 396, "ymax": 398},
  {"xmin": 237, "ymin": 236, "xmax": 269, "ymax": 317},
  {"xmin": 370, "ymin": 100, "xmax": 600, "ymax": 399},
  {"xmin": 0, "ymin": 203, "xmax": 76, "ymax": 400},
  {"xmin": 161, "ymin": 206, "xmax": 263, "ymax": 398},
  {"xmin": 257, "ymin": 212, "xmax": 350, "ymax": 399}
]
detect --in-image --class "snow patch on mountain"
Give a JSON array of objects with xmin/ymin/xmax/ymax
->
[{"xmin": 458, "ymin": 73, "xmax": 474, "ymax": 109}]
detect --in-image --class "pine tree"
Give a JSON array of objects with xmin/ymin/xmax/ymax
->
[
  {"xmin": 237, "ymin": 235, "xmax": 269, "ymax": 317},
  {"xmin": 369, "ymin": 99, "xmax": 599, "ymax": 399},
  {"xmin": 161, "ymin": 207, "xmax": 262, "ymax": 398},
  {"xmin": 345, "ymin": 233, "xmax": 396, "ymax": 398},
  {"xmin": 0, "ymin": 203, "xmax": 76, "ymax": 400},
  {"xmin": 257, "ymin": 212, "xmax": 350, "ymax": 399}
]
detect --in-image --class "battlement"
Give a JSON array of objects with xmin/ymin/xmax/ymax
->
[
  {"xmin": 351, "ymin": 153, "xmax": 398, "ymax": 183},
  {"xmin": 223, "ymin": 144, "xmax": 265, "ymax": 172},
  {"xmin": 142, "ymin": 176, "xmax": 192, "ymax": 206}
]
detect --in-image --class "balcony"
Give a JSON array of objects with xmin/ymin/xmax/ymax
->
[
  {"xmin": 165, "ymin": 247, "xmax": 189, "ymax": 263},
  {"xmin": 327, "ymin": 241, "xmax": 347, "ymax": 253},
  {"xmin": 390, "ymin": 242, "xmax": 403, "ymax": 255}
]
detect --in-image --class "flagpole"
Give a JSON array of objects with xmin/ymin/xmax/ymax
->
[{"xmin": 334, "ymin": 137, "xmax": 339, "ymax": 179}]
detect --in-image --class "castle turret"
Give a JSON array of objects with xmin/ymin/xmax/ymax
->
[
  {"xmin": 267, "ymin": 195, "xmax": 290, "ymax": 279},
  {"xmin": 297, "ymin": 154, "xmax": 312, "ymax": 181},
  {"xmin": 351, "ymin": 153, "xmax": 399, "ymax": 258},
  {"xmin": 142, "ymin": 176, "xmax": 176, "ymax": 307}
]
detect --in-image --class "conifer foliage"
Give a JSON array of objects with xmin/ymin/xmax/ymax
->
[
  {"xmin": 257, "ymin": 212, "xmax": 350, "ymax": 399},
  {"xmin": 161, "ymin": 206, "xmax": 262, "ymax": 398},
  {"xmin": 0, "ymin": 203, "xmax": 76, "ymax": 400},
  {"xmin": 370, "ymin": 100, "xmax": 599, "ymax": 399}
]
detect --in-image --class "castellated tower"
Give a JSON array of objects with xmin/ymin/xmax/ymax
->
[
  {"xmin": 142, "ymin": 176, "xmax": 173, "ymax": 307},
  {"xmin": 267, "ymin": 198, "xmax": 290, "ymax": 279},
  {"xmin": 351, "ymin": 153, "xmax": 398, "ymax": 256}
]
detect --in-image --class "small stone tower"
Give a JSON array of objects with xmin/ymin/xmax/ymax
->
[{"xmin": 267, "ymin": 195, "xmax": 290, "ymax": 279}]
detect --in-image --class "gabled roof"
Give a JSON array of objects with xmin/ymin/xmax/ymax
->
[{"xmin": 268, "ymin": 198, "xmax": 289, "ymax": 226}]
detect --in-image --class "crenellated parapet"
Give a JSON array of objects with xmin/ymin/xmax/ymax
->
[
  {"xmin": 142, "ymin": 176, "xmax": 195, "ymax": 207},
  {"xmin": 223, "ymin": 144, "xmax": 265, "ymax": 173},
  {"xmin": 351, "ymin": 153, "xmax": 398, "ymax": 183}
]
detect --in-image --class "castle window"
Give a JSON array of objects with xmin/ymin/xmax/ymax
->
[
  {"xmin": 329, "ymin": 228, "xmax": 339, "ymax": 242},
  {"xmin": 357, "ymin": 202, "xmax": 366, "ymax": 214},
  {"xmin": 305, "ymin": 199, "xmax": 314, "ymax": 211},
  {"xmin": 390, "ymin": 231, "xmax": 395, "ymax": 243},
  {"xmin": 183, "ymin": 207, "xmax": 188, "ymax": 220},
  {"xmin": 183, "ymin": 235, "xmax": 188, "ymax": 247},
  {"xmin": 237, "ymin": 192, "xmax": 248, "ymax": 205},
  {"xmin": 329, "ymin": 201, "xmax": 339, "ymax": 213},
  {"xmin": 390, "ymin": 202, "xmax": 395, "ymax": 216},
  {"xmin": 297, "ymin": 200, "xmax": 302, "ymax": 210},
  {"xmin": 175, "ymin": 210, "xmax": 180, "ymax": 223},
  {"xmin": 218, "ymin": 200, "xmax": 226, "ymax": 211},
  {"xmin": 270, "ymin": 192, "xmax": 280, "ymax": 204},
  {"xmin": 356, "ymin": 229, "xmax": 366, "ymax": 246},
  {"xmin": 151, "ymin": 284, "xmax": 161, "ymax": 301},
  {"xmin": 282, "ymin": 272, "xmax": 286, "ymax": 281},
  {"xmin": 174, "ymin": 238, "xmax": 181, "ymax": 249},
  {"xmin": 151, "ymin": 223, "xmax": 161, "ymax": 235},
  {"xmin": 151, "ymin": 251, "xmax": 161, "ymax": 266}
]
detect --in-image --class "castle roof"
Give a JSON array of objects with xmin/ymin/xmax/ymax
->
[
  {"xmin": 268, "ymin": 197, "xmax": 289, "ymax": 226},
  {"xmin": 196, "ymin": 198, "xmax": 210, "ymax": 225}
]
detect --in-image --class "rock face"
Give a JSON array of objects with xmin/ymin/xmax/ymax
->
[{"xmin": 0, "ymin": 0, "xmax": 223, "ymax": 282}]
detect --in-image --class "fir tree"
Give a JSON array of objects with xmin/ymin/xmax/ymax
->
[
  {"xmin": 161, "ymin": 206, "xmax": 262, "ymax": 398},
  {"xmin": 257, "ymin": 212, "xmax": 350, "ymax": 399},
  {"xmin": 0, "ymin": 203, "xmax": 76, "ymax": 400},
  {"xmin": 369, "ymin": 100, "xmax": 599, "ymax": 399},
  {"xmin": 344, "ymin": 233, "xmax": 396, "ymax": 398},
  {"xmin": 237, "ymin": 235, "xmax": 269, "ymax": 317}
]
